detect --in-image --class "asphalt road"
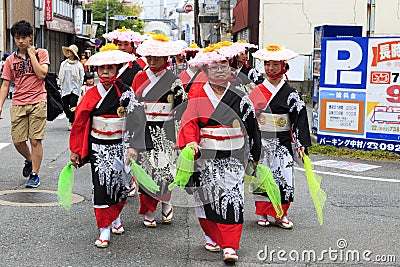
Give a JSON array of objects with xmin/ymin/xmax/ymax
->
[{"xmin": 0, "ymin": 98, "xmax": 399, "ymax": 266}]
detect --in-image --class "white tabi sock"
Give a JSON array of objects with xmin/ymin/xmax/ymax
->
[
  {"xmin": 99, "ymin": 226, "xmax": 110, "ymax": 241},
  {"xmin": 162, "ymin": 202, "xmax": 172, "ymax": 213},
  {"xmin": 278, "ymin": 216, "xmax": 289, "ymax": 223},
  {"xmin": 205, "ymin": 235, "xmax": 217, "ymax": 246},
  {"xmin": 145, "ymin": 211, "xmax": 155, "ymax": 221},
  {"xmin": 223, "ymin": 247, "xmax": 236, "ymax": 255},
  {"xmin": 112, "ymin": 215, "xmax": 121, "ymax": 227}
]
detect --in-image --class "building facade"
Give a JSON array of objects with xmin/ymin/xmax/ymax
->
[
  {"xmin": 1, "ymin": 0, "xmax": 95, "ymax": 73},
  {"xmin": 253, "ymin": 0, "xmax": 400, "ymax": 55}
]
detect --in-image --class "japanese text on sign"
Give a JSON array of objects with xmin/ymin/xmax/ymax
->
[{"xmin": 326, "ymin": 102, "xmax": 359, "ymax": 130}]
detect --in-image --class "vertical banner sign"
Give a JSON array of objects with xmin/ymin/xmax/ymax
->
[
  {"xmin": 45, "ymin": 0, "xmax": 53, "ymax": 21},
  {"xmin": 74, "ymin": 8, "xmax": 83, "ymax": 35},
  {"xmin": 318, "ymin": 37, "xmax": 400, "ymax": 154},
  {"xmin": 185, "ymin": 24, "xmax": 190, "ymax": 46}
]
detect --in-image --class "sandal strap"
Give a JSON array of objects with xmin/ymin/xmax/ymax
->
[
  {"xmin": 162, "ymin": 208, "xmax": 173, "ymax": 218},
  {"xmin": 112, "ymin": 224, "xmax": 123, "ymax": 230}
]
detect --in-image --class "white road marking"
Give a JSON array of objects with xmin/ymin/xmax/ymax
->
[
  {"xmin": 295, "ymin": 167, "xmax": 400, "ymax": 183},
  {"xmin": 312, "ymin": 159, "xmax": 381, "ymax": 172},
  {"xmin": 0, "ymin": 143, "xmax": 10, "ymax": 150},
  {"xmin": 55, "ymin": 113, "xmax": 66, "ymax": 120}
]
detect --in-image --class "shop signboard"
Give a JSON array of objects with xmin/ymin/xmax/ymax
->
[{"xmin": 318, "ymin": 36, "xmax": 400, "ymax": 154}]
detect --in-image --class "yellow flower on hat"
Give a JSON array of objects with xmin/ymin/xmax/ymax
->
[
  {"xmin": 253, "ymin": 44, "xmax": 298, "ymax": 61},
  {"xmin": 117, "ymin": 26, "xmax": 131, "ymax": 32},
  {"xmin": 203, "ymin": 43, "xmax": 222, "ymax": 53},
  {"xmin": 237, "ymin": 40, "xmax": 247, "ymax": 43},
  {"xmin": 100, "ymin": 43, "xmax": 119, "ymax": 52},
  {"xmin": 145, "ymin": 31, "xmax": 155, "ymax": 35},
  {"xmin": 218, "ymin": 41, "xmax": 232, "ymax": 47},
  {"xmin": 188, "ymin": 43, "xmax": 199, "ymax": 48},
  {"xmin": 152, "ymin": 33, "xmax": 170, "ymax": 42},
  {"xmin": 266, "ymin": 44, "xmax": 282, "ymax": 51}
]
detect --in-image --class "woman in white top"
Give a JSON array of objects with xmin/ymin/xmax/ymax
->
[{"xmin": 58, "ymin": 44, "xmax": 85, "ymax": 130}]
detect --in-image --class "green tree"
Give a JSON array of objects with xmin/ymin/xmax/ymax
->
[{"xmin": 86, "ymin": 0, "xmax": 144, "ymax": 42}]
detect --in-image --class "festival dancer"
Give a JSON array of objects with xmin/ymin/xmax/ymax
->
[
  {"xmin": 248, "ymin": 44, "xmax": 312, "ymax": 229},
  {"xmin": 232, "ymin": 40, "xmax": 264, "ymax": 91},
  {"xmin": 103, "ymin": 27, "xmax": 145, "ymax": 87},
  {"xmin": 103, "ymin": 27, "xmax": 146, "ymax": 196},
  {"xmin": 178, "ymin": 43, "xmax": 201, "ymax": 91},
  {"xmin": 132, "ymin": 34, "xmax": 185, "ymax": 227},
  {"xmin": 177, "ymin": 47, "xmax": 261, "ymax": 262},
  {"xmin": 69, "ymin": 44, "xmax": 146, "ymax": 248},
  {"xmin": 170, "ymin": 40, "xmax": 189, "ymax": 76}
]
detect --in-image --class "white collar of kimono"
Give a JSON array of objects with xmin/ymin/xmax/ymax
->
[
  {"xmin": 117, "ymin": 62, "xmax": 129, "ymax": 78},
  {"xmin": 203, "ymin": 81, "xmax": 231, "ymax": 108},
  {"xmin": 186, "ymin": 68, "xmax": 195, "ymax": 78},
  {"xmin": 260, "ymin": 78, "xmax": 285, "ymax": 110},
  {"xmin": 235, "ymin": 66, "xmax": 243, "ymax": 75},
  {"xmin": 95, "ymin": 83, "xmax": 114, "ymax": 108},
  {"xmin": 262, "ymin": 78, "xmax": 285, "ymax": 95},
  {"xmin": 141, "ymin": 68, "xmax": 167, "ymax": 97}
]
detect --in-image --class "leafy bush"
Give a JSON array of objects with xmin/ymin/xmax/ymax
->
[{"xmin": 308, "ymin": 144, "xmax": 400, "ymax": 162}]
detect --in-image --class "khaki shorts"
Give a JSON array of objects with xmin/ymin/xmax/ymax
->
[{"xmin": 10, "ymin": 101, "xmax": 47, "ymax": 143}]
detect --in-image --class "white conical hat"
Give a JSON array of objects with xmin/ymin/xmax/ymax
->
[
  {"xmin": 252, "ymin": 44, "xmax": 298, "ymax": 61},
  {"xmin": 102, "ymin": 27, "xmax": 145, "ymax": 44},
  {"xmin": 136, "ymin": 34, "xmax": 183, "ymax": 56},
  {"xmin": 236, "ymin": 40, "xmax": 258, "ymax": 49},
  {"xmin": 217, "ymin": 42, "xmax": 246, "ymax": 59},
  {"xmin": 188, "ymin": 50, "xmax": 227, "ymax": 67},
  {"xmin": 86, "ymin": 44, "xmax": 136, "ymax": 66}
]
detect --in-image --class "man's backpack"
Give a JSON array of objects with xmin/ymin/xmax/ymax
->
[{"xmin": 45, "ymin": 72, "xmax": 63, "ymax": 121}]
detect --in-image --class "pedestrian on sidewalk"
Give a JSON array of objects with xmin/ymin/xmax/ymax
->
[
  {"xmin": 69, "ymin": 44, "xmax": 146, "ymax": 248},
  {"xmin": 1, "ymin": 53, "xmax": 14, "ymax": 99},
  {"xmin": 176, "ymin": 47, "xmax": 261, "ymax": 263},
  {"xmin": 0, "ymin": 20, "xmax": 50, "ymax": 188},
  {"xmin": 248, "ymin": 44, "xmax": 312, "ymax": 229},
  {"xmin": 58, "ymin": 44, "xmax": 85, "ymax": 131},
  {"xmin": 80, "ymin": 52, "xmax": 89, "ymax": 73},
  {"xmin": 79, "ymin": 71, "xmax": 95, "ymax": 101}
]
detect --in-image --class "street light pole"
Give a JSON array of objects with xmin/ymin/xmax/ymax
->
[
  {"xmin": 105, "ymin": 0, "xmax": 109, "ymax": 42},
  {"xmin": 219, "ymin": 0, "xmax": 231, "ymax": 42},
  {"xmin": 10, "ymin": 0, "xmax": 13, "ymax": 52},
  {"xmin": 194, "ymin": 0, "xmax": 199, "ymax": 45}
]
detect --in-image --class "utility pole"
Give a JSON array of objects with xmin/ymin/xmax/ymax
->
[
  {"xmin": 112, "ymin": 10, "xmax": 116, "ymax": 31},
  {"xmin": 219, "ymin": 0, "xmax": 231, "ymax": 42},
  {"xmin": 194, "ymin": 0, "xmax": 199, "ymax": 45},
  {"xmin": 10, "ymin": 0, "xmax": 13, "ymax": 52},
  {"xmin": 105, "ymin": 0, "xmax": 109, "ymax": 42}
]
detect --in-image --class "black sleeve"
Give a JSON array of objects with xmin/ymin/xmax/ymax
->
[
  {"xmin": 126, "ymin": 105, "xmax": 147, "ymax": 151},
  {"xmin": 122, "ymin": 90, "xmax": 147, "ymax": 151},
  {"xmin": 242, "ymin": 98, "xmax": 261, "ymax": 162}
]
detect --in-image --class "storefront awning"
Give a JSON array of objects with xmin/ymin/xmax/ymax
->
[{"xmin": 45, "ymin": 17, "xmax": 75, "ymax": 34}]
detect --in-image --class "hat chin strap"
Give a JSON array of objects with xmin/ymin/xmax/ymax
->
[
  {"xmin": 149, "ymin": 62, "xmax": 168, "ymax": 73},
  {"xmin": 265, "ymin": 62, "xmax": 287, "ymax": 80},
  {"xmin": 208, "ymin": 75, "xmax": 237, "ymax": 84},
  {"xmin": 99, "ymin": 73, "xmax": 122, "ymax": 97}
]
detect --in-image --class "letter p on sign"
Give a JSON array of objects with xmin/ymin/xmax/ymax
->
[{"xmin": 325, "ymin": 40, "xmax": 363, "ymax": 85}]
